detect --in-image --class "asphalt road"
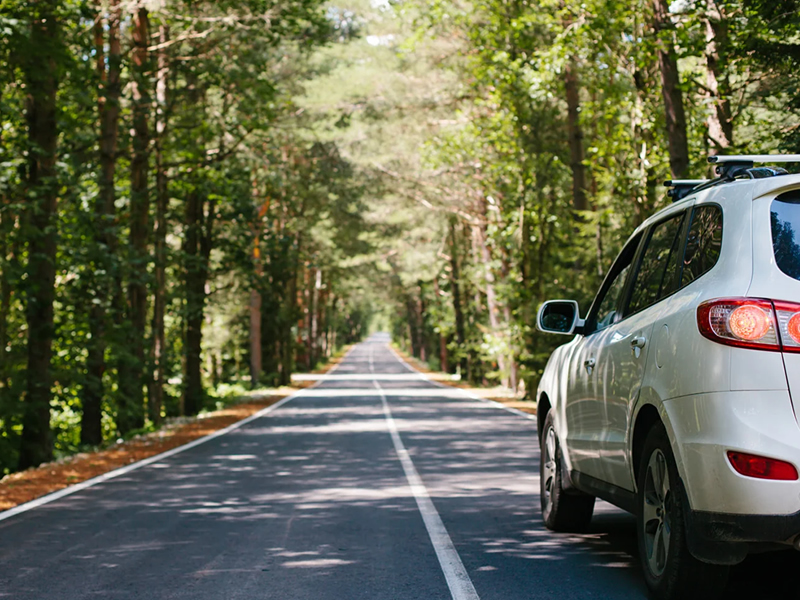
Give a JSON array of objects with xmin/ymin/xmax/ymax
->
[{"xmin": 1, "ymin": 334, "xmax": 798, "ymax": 599}]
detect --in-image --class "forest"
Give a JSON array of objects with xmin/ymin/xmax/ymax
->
[{"xmin": 0, "ymin": 0, "xmax": 798, "ymax": 475}]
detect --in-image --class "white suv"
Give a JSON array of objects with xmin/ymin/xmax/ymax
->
[{"xmin": 536, "ymin": 155, "xmax": 800, "ymax": 600}]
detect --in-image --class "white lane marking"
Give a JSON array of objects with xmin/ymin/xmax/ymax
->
[
  {"xmin": 384, "ymin": 344, "xmax": 537, "ymax": 423},
  {"xmin": 370, "ymin": 346, "xmax": 480, "ymax": 600},
  {"xmin": 0, "ymin": 346, "xmax": 358, "ymax": 524}
]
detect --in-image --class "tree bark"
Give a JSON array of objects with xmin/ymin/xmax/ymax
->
[
  {"xmin": 0, "ymin": 197, "xmax": 11, "ymax": 401},
  {"xmin": 82, "ymin": 0, "xmax": 122, "ymax": 446},
  {"xmin": 118, "ymin": 4, "xmax": 151, "ymax": 433},
  {"xmin": 651, "ymin": 0, "xmax": 690, "ymax": 179},
  {"xmin": 249, "ymin": 274, "xmax": 262, "ymax": 388},
  {"xmin": 564, "ymin": 58, "xmax": 588, "ymax": 212},
  {"xmin": 19, "ymin": 0, "xmax": 61, "ymax": 469},
  {"xmin": 476, "ymin": 200, "xmax": 509, "ymax": 388},
  {"xmin": 432, "ymin": 275, "xmax": 448, "ymax": 372},
  {"xmin": 183, "ymin": 186, "xmax": 215, "ymax": 415},
  {"xmin": 404, "ymin": 290, "xmax": 420, "ymax": 358},
  {"xmin": 149, "ymin": 23, "xmax": 169, "ymax": 426},
  {"xmin": 183, "ymin": 175, "xmax": 217, "ymax": 415},
  {"xmin": 705, "ymin": 2, "xmax": 733, "ymax": 150},
  {"xmin": 447, "ymin": 218, "xmax": 467, "ymax": 375},
  {"xmin": 309, "ymin": 268, "xmax": 321, "ymax": 368},
  {"xmin": 278, "ymin": 234, "xmax": 301, "ymax": 386},
  {"xmin": 417, "ymin": 282, "xmax": 427, "ymax": 362}
]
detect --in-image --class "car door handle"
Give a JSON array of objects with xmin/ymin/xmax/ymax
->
[
  {"xmin": 631, "ymin": 336, "xmax": 647, "ymax": 349},
  {"xmin": 583, "ymin": 358, "xmax": 596, "ymax": 371}
]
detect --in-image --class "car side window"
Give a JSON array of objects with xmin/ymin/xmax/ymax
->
[
  {"xmin": 587, "ymin": 233, "xmax": 641, "ymax": 333},
  {"xmin": 681, "ymin": 205, "xmax": 722, "ymax": 287},
  {"xmin": 595, "ymin": 264, "xmax": 632, "ymax": 330},
  {"xmin": 627, "ymin": 212, "xmax": 686, "ymax": 316}
]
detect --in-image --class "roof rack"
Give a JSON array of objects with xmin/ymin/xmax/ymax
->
[
  {"xmin": 708, "ymin": 154, "xmax": 800, "ymax": 179},
  {"xmin": 678, "ymin": 154, "xmax": 800, "ymax": 197},
  {"xmin": 664, "ymin": 179, "xmax": 709, "ymax": 202},
  {"xmin": 663, "ymin": 155, "xmax": 800, "ymax": 202}
]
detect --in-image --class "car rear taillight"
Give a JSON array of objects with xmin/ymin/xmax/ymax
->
[
  {"xmin": 774, "ymin": 300, "xmax": 800, "ymax": 352},
  {"xmin": 697, "ymin": 298, "xmax": 800, "ymax": 353},
  {"xmin": 727, "ymin": 451, "xmax": 799, "ymax": 481}
]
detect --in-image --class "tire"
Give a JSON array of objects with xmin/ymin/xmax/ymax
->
[
  {"xmin": 636, "ymin": 424, "xmax": 729, "ymax": 600},
  {"xmin": 540, "ymin": 410, "xmax": 595, "ymax": 532}
]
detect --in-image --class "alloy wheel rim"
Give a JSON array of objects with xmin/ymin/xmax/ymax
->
[
  {"xmin": 543, "ymin": 427, "xmax": 557, "ymax": 510},
  {"xmin": 642, "ymin": 448, "xmax": 672, "ymax": 578}
]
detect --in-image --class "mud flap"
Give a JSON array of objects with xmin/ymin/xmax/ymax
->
[{"xmin": 679, "ymin": 478, "xmax": 748, "ymax": 565}]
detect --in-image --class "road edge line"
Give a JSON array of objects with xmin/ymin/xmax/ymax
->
[{"xmin": 0, "ymin": 346, "xmax": 356, "ymax": 524}]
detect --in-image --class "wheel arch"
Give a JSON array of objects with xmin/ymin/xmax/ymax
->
[
  {"xmin": 631, "ymin": 403, "xmax": 663, "ymax": 481},
  {"xmin": 537, "ymin": 392, "xmax": 551, "ymax": 442}
]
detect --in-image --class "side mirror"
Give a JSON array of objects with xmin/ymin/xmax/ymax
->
[{"xmin": 537, "ymin": 300, "xmax": 584, "ymax": 335}]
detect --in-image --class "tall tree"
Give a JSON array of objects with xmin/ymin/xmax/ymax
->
[
  {"xmin": 118, "ymin": 3, "xmax": 151, "ymax": 433},
  {"xmin": 18, "ymin": 0, "xmax": 62, "ymax": 469},
  {"xmin": 564, "ymin": 57, "xmax": 588, "ymax": 212},
  {"xmin": 651, "ymin": 0, "xmax": 690, "ymax": 178},
  {"xmin": 149, "ymin": 22, "xmax": 170, "ymax": 426},
  {"xmin": 704, "ymin": 0, "xmax": 733, "ymax": 150},
  {"xmin": 82, "ymin": 0, "xmax": 122, "ymax": 446}
]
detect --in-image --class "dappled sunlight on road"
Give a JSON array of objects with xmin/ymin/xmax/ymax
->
[{"xmin": 3, "ymin": 339, "xmax": 797, "ymax": 599}]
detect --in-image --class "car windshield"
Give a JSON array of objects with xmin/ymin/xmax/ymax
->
[{"xmin": 771, "ymin": 191, "xmax": 800, "ymax": 281}]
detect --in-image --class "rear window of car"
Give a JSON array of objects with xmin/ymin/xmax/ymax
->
[{"xmin": 771, "ymin": 191, "xmax": 800, "ymax": 281}]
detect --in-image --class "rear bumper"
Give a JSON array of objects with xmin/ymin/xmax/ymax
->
[
  {"xmin": 684, "ymin": 502, "xmax": 800, "ymax": 565},
  {"xmin": 688, "ymin": 507, "xmax": 800, "ymax": 544}
]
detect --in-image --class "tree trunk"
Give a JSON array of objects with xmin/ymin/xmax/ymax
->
[
  {"xmin": 633, "ymin": 68, "xmax": 660, "ymax": 226},
  {"xmin": 19, "ymin": 0, "xmax": 61, "ymax": 469},
  {"xmin": 405, "ymin": 292, "xmax": 421, "ymax": 358},
  {"xmin": 432, "ymin": 276, "xmax": 448, "ymax": 372},
  {"xmin": 279, "ymin": 238, "xmax": 300, "ymax": 386},
  {"xmin": 0, "ymin": 197, "xmax": 11, "ymax": 401},
  {"xmin": 118, "ymin": 4, "xmax": 151, "ymax": 432},
  {"xmin": 705, "ymin": 2, "xmax": 733, "ymax": 151},
  {"xmin": 82, "ymin": 0, "xmax": 121, "ymax": 446},
  {"xmin": 447, "ymin": 218, "xmax": 467, "ymax": 375},
  {"xmin": 417, "ymin": 282, "xmax": 427, "ymax": 362},
  {"xmin": 651, "ymin": 0, "xmax": 690, "ymax": 178},
  {"xmin": 149, "ymin": 23, "xmax": 169, "ymax": 426},
  {"xmin": 475, "ymin": 201, "xmax": 509, "ymax": 388},
  {"xmin": 249, "ymin": 283, "xmax": 262, "ymax": 387},
  {"xmin": 183, "ymin": 186, "xmax": 215, "ymax": 415},
  {"xmin": 564, "ymin": 58, "xmax": 588, "ymax": 212},
  {"xmin": 307, "ymin": 267, "xmax": 320, "ymax": 369}
]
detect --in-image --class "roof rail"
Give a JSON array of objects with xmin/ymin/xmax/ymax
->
[
  {"xmin": 708, "ymin": 154, "xmax": 800, "ymax": 179},
  {"xmin": 708, "ymin": 154, "xmax": 800, "ymax": 164},
  {"xmin": 664, "ymin": 179, "xmax": 709, "ymax": 202},
  {"xmin": 674, "ymin": 154, "xmax": 800, "ymax": 197}
]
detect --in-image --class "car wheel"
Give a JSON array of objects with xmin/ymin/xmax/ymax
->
[
  {"xmin": 540, "ymin": 410, "xmax": 595, "ymax": 532},
  {"xmin": 637, "ymin": 424, "xmax": 729, "ymax": 600}
]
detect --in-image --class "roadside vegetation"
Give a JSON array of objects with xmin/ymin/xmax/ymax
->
[
  {"xmin": 1, "ymin": 0, "xmax": 799, "ymax": 476},
  {"xmin": 0, "ymin": 0, "xmax": 372, "ymax": 475}
]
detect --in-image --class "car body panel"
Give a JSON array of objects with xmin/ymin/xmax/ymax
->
[
  {"xmin": 589, "ymin": 308, "xmax": 658, "ymax": 491},
  {"xmin": 536, "ymin": 174, "xmax": 800, "ymax": 542},
  {"xmin": 662, "ymin": 390, "xmax": 800, "ymax": 516}
]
